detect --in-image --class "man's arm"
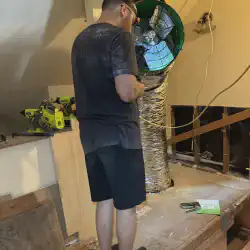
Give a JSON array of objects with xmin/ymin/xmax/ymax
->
[
  {"xmin": 115, "ymin": 74, "xmax": 144, "ymax": 102},
  {"xmin": 111, "ymin": 31, "xmax": 144, "ymax": 102}
]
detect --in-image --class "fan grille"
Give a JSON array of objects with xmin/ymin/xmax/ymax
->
[{"xmin": 134, "ymin": 0, "xmax": 184, "ymax": 75}]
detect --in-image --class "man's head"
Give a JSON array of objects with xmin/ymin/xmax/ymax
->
[{"xmin": 101, "ymin": 0, "xmax": 138, "ymax": 32}]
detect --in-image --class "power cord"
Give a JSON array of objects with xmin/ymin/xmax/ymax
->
[{"xmin": 140, "ymin": 64, "xmax": 250, "ymax": 129}]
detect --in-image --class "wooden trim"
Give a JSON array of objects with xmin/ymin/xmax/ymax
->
[
  {"xmin": 168, "ymin": 109, "xmax": 250, "ymax": 145},
  {"xmin": 0, "ymin": 193, "xmax": 44, "ymax": 221},
  {"xmin": 193, "ymin": 107, "xmax": 200, "ymax": 166},
  {"xmin": 222, "ymin": 108, "xmax": 230, "ymax": 174}
]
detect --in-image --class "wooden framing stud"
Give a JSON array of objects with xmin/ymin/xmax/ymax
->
[
  {"xmin": 193, "ymin": 106, "xmax": 200, "ymax": 166},
  {"xmin": 171, "ymin": 106, "xmax": 177, "ymax": 162},
  {"xmin": 222, "ymin": 107, "xmax": 230, "ymax": 174},
  {"xmin": 248, "ymin": 157, "xmax": 250, "ymax": 180},
  {"xmin": 168, "ymin": 109, "xmax": 250, "ymax": 145}
]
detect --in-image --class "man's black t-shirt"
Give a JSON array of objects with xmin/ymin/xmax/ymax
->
[{"xmin": 72, "ymin": 23, "xmax": 142, "ymax": 154}]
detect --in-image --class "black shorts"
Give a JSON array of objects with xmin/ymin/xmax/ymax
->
[{"xmin": 85, "ymin": 146, "xmax": 146, "ymax": 210}]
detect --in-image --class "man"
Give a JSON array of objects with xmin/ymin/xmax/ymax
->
[{"xmin": 72, "ymin": 0, "xmax": 146, "ymax": 249}]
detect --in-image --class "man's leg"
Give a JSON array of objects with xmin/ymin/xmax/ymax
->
[
  {"xmin": 98, "ymin": 146, "xmax": 146, "ymax": 250},
  {"xmin": 84, "ymin": 151, "xmax": 114, "ymax": 250},
  {"xmin": 96, "ymin": 199, "xmax": 114, "ymax": 250},
  {"xmin": 116, "ymin": 207, "xmax": 137, "ymax": 250}
]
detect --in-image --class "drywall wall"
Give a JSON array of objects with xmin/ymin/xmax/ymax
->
[
  {"xmin": 0, "ymin": 138, "xmax": 57, "ymax": 197},
  {"xmin": 48, "ymin": 85, "xmax": 75, "ymax": 100},
  {"xmin": 167, "ymin": 0, "xmax": 250, "ymax": 107},
  {"xmin": 85, "ymin": 0, "xmax": 103, "ymax": 24},
  {"xmin": 0, "ymin": 0, "xmax": 86, "ymax": 135}
]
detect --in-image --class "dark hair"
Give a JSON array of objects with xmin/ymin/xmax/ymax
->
[{"xmin": 102, "ymin": 0, "xmax": 136, "ymax": 14}]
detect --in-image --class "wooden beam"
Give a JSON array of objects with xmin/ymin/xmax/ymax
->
[
  {"xmin": 248, "ymin": 157, "xmax": 250, "ymax": 180},
  {"xmin": 168, "ymin": 109, "xmax": 250, "ymax": 145},
  {"xmin": 222, "ymin": 108, "xmax": 230, "ymax": 174},
  {"xmin": 170, "ymin": 106, "xmax": 177, "ymax": 162},
  {"xmin": 0, "ymin": 193, "xmax": 42, "ymax": 221},
  {"xmin": 193, "ymin": 107, "xmax": 200, "ymax": 166}
]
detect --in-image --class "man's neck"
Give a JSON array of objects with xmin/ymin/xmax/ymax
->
[{"xmin": 96, "ymin": 13, "xmax": 121, "ymax": 28}]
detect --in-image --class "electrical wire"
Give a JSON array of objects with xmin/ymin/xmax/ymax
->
[
  {"xmin": 140, "ymin": 64, "xmax": 250, "ymax": 129},
  {"xmin": 192, "ymin": 0, "xmax": 214, "ymax": 152},
  {"xmin": 195, "ymin": 0, "xmax": 214, "ymax": 105},
  {"xmin": 179, "ymin": 0, "xmax": 189, "ymax": 14}
]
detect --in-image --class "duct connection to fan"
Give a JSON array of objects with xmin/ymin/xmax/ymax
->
[{"xmin": 133, "ymin": 0, "xmax": 184, "ymax": 192}]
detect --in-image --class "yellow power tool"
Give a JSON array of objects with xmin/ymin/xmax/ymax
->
[{"xmin": 15, "ymin": 101, "xmax": 65, "ymax": 136}]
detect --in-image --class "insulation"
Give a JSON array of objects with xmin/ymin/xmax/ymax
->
[{"xmin": 138, "ymin": 80, "xmax": 171, "ymax": 193}]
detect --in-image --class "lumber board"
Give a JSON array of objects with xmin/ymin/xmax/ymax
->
[
  {"xmin": 134, "ymin": 164, "xmax": 250, "ymax": 249},
  {"xmin": 195, "ymin": 229, "xmax": 226, "ymax": 250},
  {"xmin": 243, "ymin": 241, "xmax": 250, "ymax": 250},
  {"xmin": 0, "ymin": 203, "xmax": 64, "ymax": 250},
  {"xmin": 193, "ymin": 107, "xmax": 200, "ymax": 166},
  {"xmin": 171, "ymin": 107, "xmax": 177, "ymax": 161},
  {"xmin": 168, "ymin": 109, "xmax": 250, "ymax": 145},
  {"xmin": 50, "ymin": 128, "xmax": 96, "ymax": 242},
  {"xmin": 181, "ymin": 217, "xmax": 222, "ymax": 250},
  {"xmin": 236, "ymin": 198, "xmax": 250, "ymax": 230},
  {"xmin": 0, "ymin": 193, "xmax": 41, "ymax": 221},
  {"xmin": 222, "ymin": 108, "xmax": 230, "ymax": 174},
  {"xmin": 228, "ymin": 238, "xmax": 248, "ymax": 250}
]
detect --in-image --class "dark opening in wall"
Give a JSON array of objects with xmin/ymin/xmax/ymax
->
[{"xmin": 173, "ymin": 106, "xmax": 250, "ymax": 177}]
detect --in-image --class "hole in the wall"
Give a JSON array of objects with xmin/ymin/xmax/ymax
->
[{"xmin": 173, "ymin": 106, "xmax": 250, "ymax": 179}]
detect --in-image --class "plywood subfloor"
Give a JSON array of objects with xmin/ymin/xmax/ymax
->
[
  {"xmin": 134, "ymin": 164, "xmax": 250, "ymax": 250},
  {"xmin": 0, "ymin": 203, "xmax": 64, "ymax": 250}
]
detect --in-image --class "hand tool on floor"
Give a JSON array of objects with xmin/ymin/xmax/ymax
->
[{"xmin": 180, "ymin": 202, "xmax": 201, "ymax": 213}]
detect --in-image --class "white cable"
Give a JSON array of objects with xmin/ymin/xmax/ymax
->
[
  {"xmin": 195, "ymin": 0, "xmax": 214, "ymax": 105},
  {"xmin": 193, "ymin": 0, "xmax": 214, "ymax": 150}
]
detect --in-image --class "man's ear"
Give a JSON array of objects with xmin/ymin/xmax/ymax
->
[{"xmin": 120, "ymin": 4, "xmax": 127, "ymax": 17}]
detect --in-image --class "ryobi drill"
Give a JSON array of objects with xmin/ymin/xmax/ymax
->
[{"xmin": 53, "ymin": 96, "xmax": 76, "ymax": 127}]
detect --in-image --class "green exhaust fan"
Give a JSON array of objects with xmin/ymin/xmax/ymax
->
[{"xmin": 133, "ymin": 0, "xmax": 184, "ymax": 78}]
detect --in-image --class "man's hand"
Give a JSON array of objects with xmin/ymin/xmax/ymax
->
[{"xmin": 115, "ymin": 74, "xmax": 144, "ymax": 102}]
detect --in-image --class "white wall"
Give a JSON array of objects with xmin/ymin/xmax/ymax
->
[
  {"xmin": 167, "ymin": 0, "xmax": 250, "ymax": 107},
  {"xmin": 0, "ymin": 138, "xmax": 57, "ymax": 197},
  {"xmin": 0, "ymin": 0, "xmax": 86, "ymax": 135},
  {"xmin": 85, "ymin": 0, "xmax": 103, "ymax": 24}
]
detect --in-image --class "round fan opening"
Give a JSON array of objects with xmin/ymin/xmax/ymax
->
[{"xmin": 133, "ymin": 0, "xmax": 185, "ymax": 77}]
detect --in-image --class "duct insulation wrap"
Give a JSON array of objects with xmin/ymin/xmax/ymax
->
[{"xmin": 138, "ymin": 79, "xmax": 171, "ymax": 193}]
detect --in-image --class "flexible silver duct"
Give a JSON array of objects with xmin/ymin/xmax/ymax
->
[{"xmin": 138, "ymin": 79, "xmax": 172, "ymax": 193}]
